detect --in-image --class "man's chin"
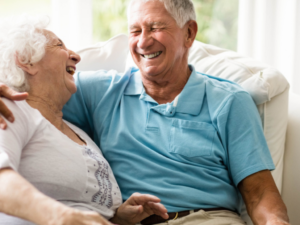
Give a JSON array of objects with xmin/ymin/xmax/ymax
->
[{"xmin": 139, "ymin": 65, "xmax": 162, "ymax": 77}]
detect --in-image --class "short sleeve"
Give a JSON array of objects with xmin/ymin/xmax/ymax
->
[
  {"xmin": 0, "ymin": 99, "xmax": 32, "ymax": 171},
  {"xmin": 62, "ymin": 69, "xmax": 128, "ymax": 138},
  {"xmin": 217, "ymin": 92, "xmax": 275, "ymax": 187}
]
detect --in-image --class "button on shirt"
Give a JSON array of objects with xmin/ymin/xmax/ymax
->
[{"xmin": 63, "ymin": 65, "xmax": 275, "ymax": 213}]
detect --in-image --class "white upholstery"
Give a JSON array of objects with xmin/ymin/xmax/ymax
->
[
  {"xmin": 76, "ymin": 34, "xmax": 295, "ymax": 224},
  {"xmin": 282, "ymin": 93, "xmax": 300, "ymax": 225},
  {"xmin": 76, "ymin": 34, "xmax": 129, "ymax": 72}
]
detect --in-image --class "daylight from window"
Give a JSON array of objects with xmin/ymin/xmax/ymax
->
[
  {"xmin": 93, "ymin": 0, "xmax": 239, "ymax": 50},
  {"xmin": 0, "ymin": 0, "xmax": 239, "ymax": 51}
]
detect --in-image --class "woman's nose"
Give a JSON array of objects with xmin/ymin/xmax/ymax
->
[{"xmin": 69, "ymin": 51, "xmax": 81, "ymax": 64}]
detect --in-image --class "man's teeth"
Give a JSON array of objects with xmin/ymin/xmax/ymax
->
[
  {"xmin": 66, "ymin": 67, "xmax": 75, "ymax": 75},
  {"xmin": 143, "ymin": 51, "xmax": 161, "ymax": 59}
]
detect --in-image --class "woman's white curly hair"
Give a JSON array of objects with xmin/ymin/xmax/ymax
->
[
  {"xmin": 128, "ymin": 0, "xmax": 196, "ymax": 28},
  {"xmin": 0, "ymin": 15, "xmax": 50, "ymax": 92}
]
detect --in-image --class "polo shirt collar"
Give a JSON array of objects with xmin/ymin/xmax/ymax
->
[
  {"xmin": 175, "ymin": 65, "xmax": 205, "ymax": 115},
  {"xmin": 124, "ymin": 65, "xmax": 206, "ymax": 116},
  {"xmin": 124, "ymin": 69, "xmax": 143, "ymax": 96}
]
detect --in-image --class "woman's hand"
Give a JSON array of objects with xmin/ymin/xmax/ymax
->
[
  {"xmin": 110, "ymin": 193, "xmax": 168, "ymax": 225},
  {"xmin": 52, "ymin": 208, "xmax": 113, "ymax": 225},
  {"xmin": 0, "ymin": 83, "xmax": 28, "ymax": 129}
]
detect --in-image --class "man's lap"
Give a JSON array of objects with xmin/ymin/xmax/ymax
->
[{"xmin": 138, "ymin": 210, "xmax": 245, "ymax": 225}]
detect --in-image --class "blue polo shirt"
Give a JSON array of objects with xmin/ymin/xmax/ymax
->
[{"xmin": 63, "ymin": 65, "xmax": 275, "ymax": 213}]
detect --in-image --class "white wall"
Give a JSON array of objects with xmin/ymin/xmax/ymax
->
[
  {"xmin": 238, "ymin": 0, "xmax": 300, "ymax": 95},
  {"xmin": 51, "ymin": 0, "xmax": 93, "ymax": 51}
]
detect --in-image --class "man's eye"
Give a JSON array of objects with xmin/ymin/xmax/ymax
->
[{"xmin": 131, "ymin": 30, "xmax": 141, "ymax": 34}]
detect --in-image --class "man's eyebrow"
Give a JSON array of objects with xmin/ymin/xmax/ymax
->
[
  {"xmin": 149, "ymin": 21, "xmax": 167, "ymax": 26},
  {"xmin": 129, "ymin": 21, "xmax": 167, "ymax": 29},
  {"xmin": 129, "ymin": 25, "xmax": 140, "ymax": 30}
]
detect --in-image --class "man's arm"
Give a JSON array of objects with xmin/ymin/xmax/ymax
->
[
  {"xmin": 0, "ymin": 83, "xmax": 28, "ymax": 129},
  {"xmin": 238, "ymin": 170, "xmax": 289, "ymax": 225}
]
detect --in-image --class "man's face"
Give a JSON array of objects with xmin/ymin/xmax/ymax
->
[{"xmin": 128, "ymin": 0, "xmax": 188, "ymax": 78}]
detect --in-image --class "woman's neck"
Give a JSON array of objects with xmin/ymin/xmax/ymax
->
[{"xmin": 26, "ymin": 94, "xmax": 65, "ymax": 131}]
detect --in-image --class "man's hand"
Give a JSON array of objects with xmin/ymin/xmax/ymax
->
[
  {"xmin": 110, "ymin": 193, "xmax": 168, "ymax": 225},
  {"xmin": 238, "ymin": 170, "xmax": 290, "ymax": 225},
  {"xmin": 0, "ymin": 83, "xmax": 28, "ymax": 129}
]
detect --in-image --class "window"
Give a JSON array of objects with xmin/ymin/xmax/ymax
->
[
  {"xmin": 92, "ymin": 0, "xmax": 239, "ymax": 51},
  {"xmin": 0, "ymin": 0, "xmax": 51, "ymax": 19}
]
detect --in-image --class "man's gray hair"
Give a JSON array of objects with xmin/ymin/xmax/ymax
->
[
  {"xmin": 128, "ymin": 0, "xmax": 196, "ymax": 28},
  {"xmin": 0, "ymin": 15, "xmax": 49, "ymax": 92}
]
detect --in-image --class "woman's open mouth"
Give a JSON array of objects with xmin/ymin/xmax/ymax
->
[{"xmin": 66, "ymin": 66, "xmax": 75, "ymax": 75}]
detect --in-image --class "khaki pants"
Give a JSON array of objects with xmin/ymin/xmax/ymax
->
[{"xmin": 138, "ymin": 210, "xmax": 246, "ymax": 225}]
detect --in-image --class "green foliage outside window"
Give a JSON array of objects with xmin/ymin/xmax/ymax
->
[{"xmin": 93, "ymin": 0, "xmax": 239, "ymax": 50}]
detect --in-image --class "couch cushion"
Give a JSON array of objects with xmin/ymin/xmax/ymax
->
[{"xmin": 76, "ymin": 34, "xmax": 128, "ymax": 72}]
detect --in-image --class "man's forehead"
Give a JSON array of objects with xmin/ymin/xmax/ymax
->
[
  {"xmin": 129, "ymin": 21, "xmax": 167, "ymax": 29},
  {"xmin": 128, "ymin": 0, "xmax": 166, "ymax": 17}
]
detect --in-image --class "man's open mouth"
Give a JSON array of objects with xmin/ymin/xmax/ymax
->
[
  {"xmin": 142, "ymin": 51, "xmax": 162, "ymax": 59},
  {"xmin": 66, "ymin": 66, "xmax": 75, "ymax": 75}
]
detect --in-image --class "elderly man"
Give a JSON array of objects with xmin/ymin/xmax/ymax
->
[{"xmin": 0, "ymin": 0, "xmax": 290, "ymax": 225}]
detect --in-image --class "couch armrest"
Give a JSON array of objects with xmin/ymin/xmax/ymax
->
[{"xmin": 282, "ymin": 92, "xmax": 300, "ymax": 225}]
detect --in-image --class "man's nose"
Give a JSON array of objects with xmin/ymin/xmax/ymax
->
[{"xmin": 137, "ymin": 30, "xmax": 154, "ymax": 49}]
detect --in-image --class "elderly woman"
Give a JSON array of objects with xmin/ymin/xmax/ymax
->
[{"xmin": 0, "ymin": 16, "xmax": 168, "ymax": 225}]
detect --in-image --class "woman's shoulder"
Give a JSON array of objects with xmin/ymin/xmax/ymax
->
[
  {"xmin": 1, "ymin": 98, "xmax": 45, "ymax": 126},
  {"xmin": 1, "ymin": 98, "xmax": 28, "ymax": 117}
]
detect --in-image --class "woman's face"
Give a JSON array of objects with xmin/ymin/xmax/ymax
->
[{"xmin": 34, "ymin": 30, "xmax": 81, "ymax": 97}]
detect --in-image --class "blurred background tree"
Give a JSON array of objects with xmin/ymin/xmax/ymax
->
[{"xmin": 93, "ymin": 0, "xmax": 239, "ymax": 50}]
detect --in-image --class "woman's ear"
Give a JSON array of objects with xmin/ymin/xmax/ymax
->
[
  {"xmin": 14, "ymin": 54, "xmax": 38, "ymax": 76},
  {"xmin": 184, "ymin": 20, "xmax": 198, "ymax": 48}
]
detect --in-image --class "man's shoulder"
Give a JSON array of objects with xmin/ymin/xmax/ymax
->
[
  {"xmin": 196, "ymin": 71, "xmax": 245, "ymax": 95},
  {"xmin": 195, "ymin": 71, "xmax": 254, "ymax": 115}
]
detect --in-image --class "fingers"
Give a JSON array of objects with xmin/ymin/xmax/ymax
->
[
  {"xmin": 0, "ymin": 83, "xmax": 28, "ymax": 101},
  {"xmin": 0, "ymin": 116, "xmax": 7, "ymax": 129},
  {"xmin": 10, "ymin": 92, "xmax": 28, "ymax": 101},
  {"xmin": 146, "ymin": 202, "xmax": 169, "ymax": 219},
  {"xmin": 0, "ymin": 99, "xmax": 13, "ymax": 129},
  {"xmin": 0, "ymin": 84, "xmax": 27, "ymax": 128},
  {"xmin": 129, "ymin": 192, "xmax": 161, "ymax": 205}
]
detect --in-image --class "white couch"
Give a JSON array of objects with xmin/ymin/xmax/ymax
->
[{"xmin": 76, "ymin": 34, "xmax": 300, "ymax": 225}]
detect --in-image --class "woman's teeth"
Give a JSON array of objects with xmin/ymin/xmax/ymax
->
[
  {"xmin": 66, "ymin": 66, "xmax": 75, "ymax": 75},
  {"xmin": 143, "ymin": 51, "xmax": 161, "ymax": 59}
]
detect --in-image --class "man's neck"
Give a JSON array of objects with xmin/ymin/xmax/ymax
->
[{"xmin": 141, "ymin": 66, "xmax": 192, "ymax": 104}]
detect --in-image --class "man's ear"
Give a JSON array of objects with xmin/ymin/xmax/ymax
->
[
  {"xmin": 14, "ymin": 54, "xmax": 38, "ymax": 76},
  {"xmin": 184, "ymin": 20, "xmax": 198, "ymax": 48}
]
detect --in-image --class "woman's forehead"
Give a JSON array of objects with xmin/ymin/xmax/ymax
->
[{"xmin": 43, "ymin": 29, "xmax": 60, "ymax": 43}]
